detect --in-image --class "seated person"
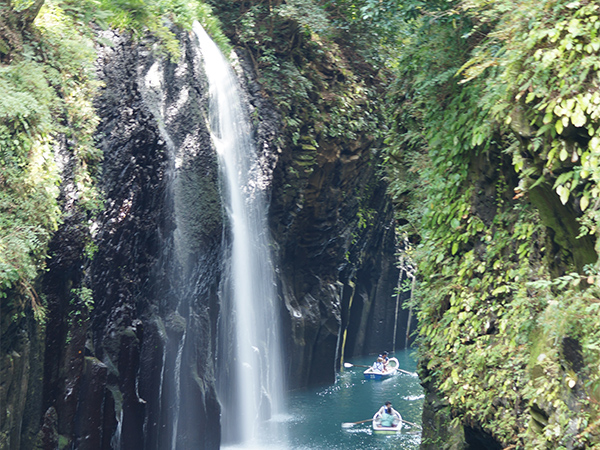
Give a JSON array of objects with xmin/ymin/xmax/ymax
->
[
  {"xmin": 377, "ymin": 401, "xmax": 399, "ymax": 427},
  {"xmin": 372, "ymin": 357, "xmax": 384, "ymax": 373},
  {"xmin": 380, "ymin": 351, "xmax": 390, "ymax": 369}
]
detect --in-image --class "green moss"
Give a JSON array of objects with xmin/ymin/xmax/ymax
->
[
  {"xmin": 58, "ymin": 435, "xmax": 70, "ymax": 450},
  {"xmin": 385, "ymin": 0, "xmax": 600, "ymax": 447}
]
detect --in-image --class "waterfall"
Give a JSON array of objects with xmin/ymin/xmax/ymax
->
[
  {"xmin": 170, "ymin": 328, "xmax": 187, "ymax": 450},
  {"xmin": 193, "ymin": 22, "xmax": 287, "ymax": 447}
]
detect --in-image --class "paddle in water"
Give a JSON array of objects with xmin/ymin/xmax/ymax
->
[
  {"xmin": 343, "ymin": 416, "xmax": 422, "ymax": 430},
  {"xmin": 341, "ymin": 418, "xmax": 373, "ymax": 428},
  {"xmin": 401, "ymin": 418, "xmax": 422, "ymax": 429}
]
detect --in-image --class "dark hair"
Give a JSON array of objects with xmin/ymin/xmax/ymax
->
[{"xmin": 385, "ymin": 401, "xmax": 391, "ymax": 406}]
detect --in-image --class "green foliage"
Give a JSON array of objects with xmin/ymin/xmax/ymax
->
[
  {"xmin": 0, "ymin": 0, "xmax": 230, "ymax": 323},
  {"xmin": 460, "ymin": 0, "xmax": 600, "ymax": 226},
  {"xmin": 47, "ymin": 0, "xmax": 231, "ymax": 59},
  {"xmin": 0, "ymin": 0, "xmax": 103, "ymax": 320},
  {"xmin": 206, "ymin": 0, "xmax": 385, "ymax": 195},
  {"xmin": 279, "ymin": 0, "xmax": 331, "ymax": 35},
  {"xmin": 383, "ymin": 0, "xmax": 600, "ymax": 447},
  {"xmin": 323, "ymin": 0, "xmax": 435, "ymax": 67},
  {"xmin": 69, "ymin": 286, "xmax": 94, "ymax": 326},
  {"xmin": 96, "ymin": 0, "xmax": 224, "ymax": 58}
]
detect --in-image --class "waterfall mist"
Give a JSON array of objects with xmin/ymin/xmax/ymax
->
[{"xmin": 193, "ymin": 22, "xmax": 287, "ymax": 447}]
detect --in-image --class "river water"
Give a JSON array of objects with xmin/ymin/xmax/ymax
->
[{"xmin": 224, "ymin": 349, "xmax": 423, "ymax": 449}]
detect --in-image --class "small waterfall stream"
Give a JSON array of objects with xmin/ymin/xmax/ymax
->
[
  {"xmin": 170, "ymin": 327, "xmax": 186, "ymax": 449},
  {"xmin": 193, "ymin": 22, "xmax": 287, "ymax": 447}
]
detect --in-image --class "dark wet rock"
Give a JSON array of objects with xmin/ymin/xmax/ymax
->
[
  {"xmin": 420, "ymin": 388, "xmax": 466, "ymax": 450},
  {"xmin": 73, "ymin": 357, "xmax": 108, "ymax": 449},
  {"xmin": 86, "ymin": 28, "xmax": 222, "ymax": 449},
  {"xmin": 562, "ymin": 337, "xmax": 584, "ymax": 373},
  {"xmin": 0, "ymin": 295, "xmax": 46, "ymax": 450},
  {"xmin": 40, "ymin": 407, "xmax": 59, "ymax": 450},
  {"xmin": 0, "ymin": 339, "xmax": 30, "ymax": 450}
]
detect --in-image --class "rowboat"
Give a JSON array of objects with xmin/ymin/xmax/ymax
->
[
  {"xmin": 372, "ymin": 409, "xmax": 403, "ymax": 434},
  {"xmin": 363, "ymin": 357, "xmax": 399, "ymax": 380}
]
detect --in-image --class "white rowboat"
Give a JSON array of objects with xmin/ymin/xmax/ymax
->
[
  {"xmin": 363, "ymin": 357, "xmax": 399, "ymax": 380},
  {"xmin": 372, "ymin": 409, "xmax": 403, "ymax": 434}
]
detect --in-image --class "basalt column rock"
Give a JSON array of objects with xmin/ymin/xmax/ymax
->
[
  {"xmin": 228, "ymin": 37, "xmax": 406, "ymax": 389},
  {"xmin": 339, "ymin": 181, "xmax": 409, "ymax": 360},
  {"xmin": 0, "ymin": 310, "xmax": 45, "ymax": 450},
  {"xmin": 271, "ymin": 141, "xmax": 404, "ymax": 387},
  {"xmin": 38, "ymin": 131, "xmax": 95, "ymax": 449},
  {"xmin": 76, "ymin": 29, "xmax": 222, "ymax": 449}
]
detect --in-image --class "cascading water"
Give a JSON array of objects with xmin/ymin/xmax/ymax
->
[{"xmin": 193, "ymin": 22, "xmax": 287, "ymax": 447}]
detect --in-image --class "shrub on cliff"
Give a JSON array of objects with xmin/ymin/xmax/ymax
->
[
  {"xmin": 0, "ymin": 0, "xmax": 228, "ymax": 321},
  {"xmin": 385, "ymin": 0, "xmax": 600, "ymax": 447}
]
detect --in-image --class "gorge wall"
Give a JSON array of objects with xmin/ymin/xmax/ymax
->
[
  {"xmin": 208, "ymin": 1, "xmax": 410, "ymax": 388},
  {"xmin": 1, "ymin": 14, "xmax": 406, "ymax": 450},
  {"xmin": 385, "ymin": 1, "xmax": 600, "ymax": 448},
  {"xmin": 39, "ymin": 28, "xmax": 222, "ymax": 449}
]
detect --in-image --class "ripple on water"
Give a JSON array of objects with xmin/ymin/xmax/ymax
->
[{"xmin": 281, "ymin": 350, "xmax": 423, "ymax": 449}]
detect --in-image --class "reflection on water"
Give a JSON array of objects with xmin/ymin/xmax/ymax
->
[{"xmin": 223, "ymin": 349, "xmax": 422, "ymax": 449}]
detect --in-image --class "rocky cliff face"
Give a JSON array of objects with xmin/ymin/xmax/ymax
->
[
  {"xmin": 2, "ymin": 19, "xmax": 405, "ymax": 448},
  {"xmin": 213, "ymin": 3, "xmax": 411, "ymax": 388},
  {"xmin": 269, "ymin": 111, "xmax": 405, "ymax": 388},
  {"xmin": 35, "ymin": 30, "xmax": 223, "ymax": 449}
]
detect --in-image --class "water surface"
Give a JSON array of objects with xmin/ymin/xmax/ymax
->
[{"xmin": 225, "ymin": 349, "xmax": 423, "ymax": 449}]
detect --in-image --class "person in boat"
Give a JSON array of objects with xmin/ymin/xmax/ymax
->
[
  {"xmin": 372, "ymin": 357, "xmax": 385, "ymax": 373},
  {"xmin": 377, "ymin": 401, "xmax": 399, "ymax": 427},
  {"xmin": 380, "ymin": 351, "xmax": 390, "ymax": 371}
]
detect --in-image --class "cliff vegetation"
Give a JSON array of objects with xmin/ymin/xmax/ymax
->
[
  {"xmin": 0, "ymin": 0, "xmax": 226, "ymax": 325},
  {"xmin": 383, "ymin": 0, "xmax": 600, "ymax": 447}
]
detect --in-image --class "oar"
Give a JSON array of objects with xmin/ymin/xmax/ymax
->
[
  {"xmin": 341, "ymin": 418, "xmax": 373, "ymax": 428},
  {"xmin": 401, "ymin": 418, "xmax": 422, "ymax": 429},
  {"xmin": 343, "ymin": 362, "xmax": 371, "ymax": 369},
  {"xmin": 343, "ymin": 362, "xmax": 417, "ymax": 376},
  {"xmin": 395, "ymin": 368, "xmax": 417, "ymax": 376}
]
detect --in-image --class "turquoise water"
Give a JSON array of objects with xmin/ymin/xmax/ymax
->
[
  {"xmin": 286, "ymin": 349, "xmax": 423, "ymax": 449},
  {"xmin": 224, "ymin": 349, "xmax": 423, "ymax": 449}
]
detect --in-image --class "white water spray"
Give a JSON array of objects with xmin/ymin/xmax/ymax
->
[
  {"xmin": 170, "ymin": 329, "xmax": 186, "ymax": 450},
  {"xmin": 193, "ymin": 22, "xmax": 287, "ymax": 446}
]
